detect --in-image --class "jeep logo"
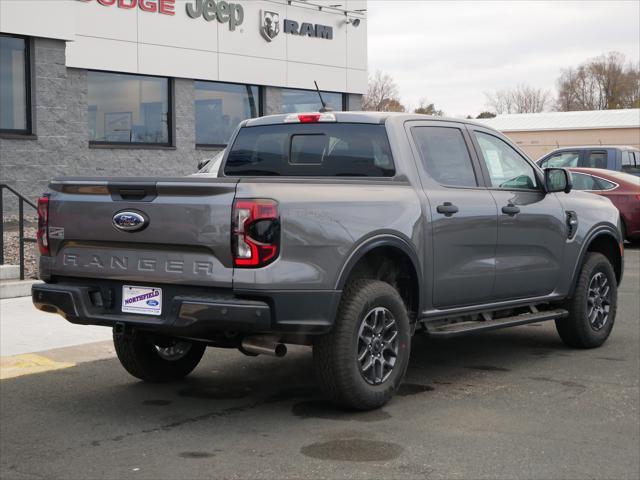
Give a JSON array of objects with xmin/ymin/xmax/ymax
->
[{"xmin": 186, "ymin": 0, "xmax": 244, "ymax": 31}]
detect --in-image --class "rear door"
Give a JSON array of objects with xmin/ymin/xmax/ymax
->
[
  {"xmin": 46, "ymin": 177, "xmax": 237, "ymax": 288},
  {"xmin": 408, "ymin": 121, "xmax": 497, "ymax": 308},
  {"xmin": 468, "ymin": 126, "xmax": 566, "ymax": 300}
]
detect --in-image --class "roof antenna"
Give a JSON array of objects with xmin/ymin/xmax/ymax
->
[{"xmin": 314, "ymin": 81, "xmax": 333, "ymax": 113}]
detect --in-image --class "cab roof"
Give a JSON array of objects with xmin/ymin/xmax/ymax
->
[{"xmin": 242, "ymin": 111, "xmax": 491, "ymax": 129}]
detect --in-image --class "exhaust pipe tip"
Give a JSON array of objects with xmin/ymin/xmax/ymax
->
[{"xmin": 240, "ymin": 336, "xmax": 287, "ymax": 357}]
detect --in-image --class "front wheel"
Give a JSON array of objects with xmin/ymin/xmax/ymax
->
[
  {"xmin": 313, "ymin": 280, "xmax": 411, "ymax": 410},
  {"xmin": 113, "ymin": 331, "xmax": 206, "ymax": 382},
  {"xmin": 556, "ymin": 252, "xmax": 618, "ymax": 348}
]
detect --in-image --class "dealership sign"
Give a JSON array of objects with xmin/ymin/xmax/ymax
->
[
  {"xmin": 260, "ymin": 10, "xmax": 333, "ymax": 42},
  {"xmin": 79, "ymin": 1, "xmax": 332, "ymax": 38},
  {"xmin": 78, "ymin": 0, "xmax": 244, "ymax": 31}
]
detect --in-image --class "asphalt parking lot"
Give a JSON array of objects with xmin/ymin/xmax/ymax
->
[{"xmin": 1, "ymin": 248, "xmax": 638, "ymax": 480}]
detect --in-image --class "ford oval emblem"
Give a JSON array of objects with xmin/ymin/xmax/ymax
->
[{"xmin": 113, "ymin": 211, "xmax": 147, "ymax": 232}]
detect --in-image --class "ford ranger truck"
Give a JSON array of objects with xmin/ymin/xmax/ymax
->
[{"xmin": 32, "ymin": 112, "xmax": 624, "ymax": 410}]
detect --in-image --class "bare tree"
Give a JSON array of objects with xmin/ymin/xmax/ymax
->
[
  {"xmin": 485, "ymin": 84, "xmax": 552, "ymax": 114},
  {"xmin": 414, "ymin": 98, "xmax": 444, "ymax": 116},
  {"xmin": 556, "ymin": 52, "xmax": 639, "ymax": 111},
  {"xmin": 362, "ymin": 70, "xmax": 405, "ymax": 112}
]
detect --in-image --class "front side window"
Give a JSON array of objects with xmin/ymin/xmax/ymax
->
[
  {"xmin": 474, "ymin": 131, "xmax": 539, "ymax": 190},
  {"xmin": 88, "ymin": 71, "xmax": 170, "ymax": 145},
  {"xmin": 411, "ymin": 126, "xmax": 477, "ymax": 187},
  {"xmin": 540, "ymin": 151, "xmax": 580, "ymax": 168},
  {"xmin": 583, "ymin": 150, "xmax": 607, "ymax": 168},
  {"xmin": 225, "ymin": 124, "xmax": 394, "ymax": 177},
  {"xmin": 571, "ymin": 172, "xmax": 600, "ymax": 191},
  {"xmin": 277, "ymin": 88, "xmax": 343, "ymax": 113},
  {"xmin": 0, "ymin": 34, "xmax": 29, "ymax": 133},
  {"xmin": 195, "ymin": 81, "xmax": 259, "ymax": 146}
]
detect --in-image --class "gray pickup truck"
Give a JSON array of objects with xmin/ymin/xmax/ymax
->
[{"xmin": 32, "ymin": 112, "xmax": 624, "ymax": 410}]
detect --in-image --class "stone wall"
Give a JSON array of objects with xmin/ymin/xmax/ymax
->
[{"xmin": 1, "ymin": 37, "xmax": 214, "ymax": 214}]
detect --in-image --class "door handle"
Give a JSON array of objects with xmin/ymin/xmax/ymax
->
[
  {"xmin": 502, "ymin": 204, "xmax": 521, "ymax": 216},
  {"xmin": 436, "ymin": 202, "xmax": 459, "ymax": 216}
]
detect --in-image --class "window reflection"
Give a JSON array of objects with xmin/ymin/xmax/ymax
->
[
  {"xmin": 195, "ymin": 81, "xmax": 259, "ymax": 146},
  {"xmin": 88, "ymin": 71, "xmax": 170, "ymax": 144},
  {"xmin": 279, "ymin": 88, "xmax": 343, "ymax": 113}
]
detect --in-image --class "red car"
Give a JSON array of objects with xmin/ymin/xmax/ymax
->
[{"xmin": 568, "ymin": 167, "xmax": 640, "ymax": 242}]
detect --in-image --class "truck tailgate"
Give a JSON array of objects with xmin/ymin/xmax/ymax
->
[{"xmin": 43, "ymin": 177, "xmax": 237, "ymax": 288}]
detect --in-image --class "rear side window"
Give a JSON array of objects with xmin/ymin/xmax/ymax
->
[
  {"xmin": 540, "ymin": 151, "xmax": 580, "ymax": 168},
  {"xmin": 595, "ymin": 177, "xmax": 617, "ymax": 190},
  {"xmin": 583, "ymin": 150, "xmax": 607, "ymax": 168},
  {"xmin": 224, "ymin": 124, "xmax": 395, "ymax": 177},
  {"xmin": 571, "ymin": 172, "xmax": 600, "ymax": 190},
  {"xmin": 411, "ymin": 126, "xmax": 477, "ymax": 187}
]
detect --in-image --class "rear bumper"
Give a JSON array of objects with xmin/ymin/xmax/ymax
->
[{"xmin": 32, "ymin": 281, "xmax": 340, "ymax": 338}]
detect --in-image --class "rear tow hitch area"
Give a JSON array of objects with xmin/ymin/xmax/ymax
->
[{"xmin": 113, "ymin": 322, "xmax": 136, "ymax": 339}]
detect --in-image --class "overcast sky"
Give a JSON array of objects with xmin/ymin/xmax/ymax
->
[{"xmin": 366, "ymin": 0, "xmax": 640, "ymax": 117}]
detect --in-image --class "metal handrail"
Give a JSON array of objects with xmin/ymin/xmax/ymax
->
[{"xmin": 0, "ymin": 184, "xmax": 37, "ymax": 280}]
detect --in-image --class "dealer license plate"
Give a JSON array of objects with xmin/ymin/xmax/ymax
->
[{"xmin": 122, "ymin": 285, "xmax": 162, "ymax": 316}]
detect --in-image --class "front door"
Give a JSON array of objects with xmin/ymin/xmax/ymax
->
[
  {"xmin": 409, "ymin": 122, "xmax": 498, "ymax": 309},
  {"xmin": 469, "ymin": 127, "xmax": 566, "ymax": 300}
]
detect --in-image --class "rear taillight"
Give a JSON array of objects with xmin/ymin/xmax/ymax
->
[
  {"xmin": 232, "ymin": 199, "xmax": 280, "ymax": 267},
  {"xmin": 37, "ymin": 195, "xmax": 50, "ymax": 256}
]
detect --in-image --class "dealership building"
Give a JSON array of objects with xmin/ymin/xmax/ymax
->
[{"xmin": 0, "ymin": 0, "xmax": 368, "ymax": 211}]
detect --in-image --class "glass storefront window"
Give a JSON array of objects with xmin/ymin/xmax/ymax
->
[
  {"xmin": 195, "ymin": 81, "xmax": 259, "ymax": 146},
  {"xmin": 88, "ymin": 71, "xmax": 170, "ymax": 145},
  {"xmin": 279, "ymin": 88, "xmax": 344, "ymax": 113},
  {"xmin": 0, "ymin": 35, "xmax": 29, "ymax": 133}
]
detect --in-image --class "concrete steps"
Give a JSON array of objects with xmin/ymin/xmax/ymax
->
[
  {"xmin": 0, "ymin": 265, "xmax": 42, "ymax": 299},
  {"xmin": 0, "ymin": 265, "xmax": 20, "ymax": 281}
]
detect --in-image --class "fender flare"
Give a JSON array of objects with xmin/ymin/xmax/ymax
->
[
  {"xmin": 335, "ymin": 234, "xmax": 424, "ymax": 314},
  {"xmin": 569, "ymin": 225, "xmax": 623, "ymax": 295}
]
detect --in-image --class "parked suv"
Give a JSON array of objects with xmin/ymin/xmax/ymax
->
[
  {"xmin": 537, "ymin": 146, "xmax": 640, "ymax": 176},
  {"xmin": 33, "ymin": 113, "xmax": 624, "ymax": 410}
]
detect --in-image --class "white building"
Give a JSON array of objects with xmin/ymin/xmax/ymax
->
[{"xmin": 476, "ymin": 109, "xmax": 640, "ymax": 159}]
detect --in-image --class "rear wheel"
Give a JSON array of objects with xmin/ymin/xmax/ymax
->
[
  {"xmin": 113, "ymin": 331, "xmax": 206, "ymax": 382},
  {"xmin": 313, "ymin": 280, "xmax": 411, "ymax": 410},
  {"xmin": 556, "ymin": 252, "xmax": 617, "ymax": 348}
]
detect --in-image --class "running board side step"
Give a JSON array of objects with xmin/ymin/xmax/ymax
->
[{"xmin": 425, "ymin": 309, "xmax": 569, "ymax": 339}]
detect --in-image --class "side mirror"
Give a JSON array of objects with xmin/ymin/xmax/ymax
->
[{"xmin": 545, "ymin": 168, "xmax": 573, "ymax": 194}]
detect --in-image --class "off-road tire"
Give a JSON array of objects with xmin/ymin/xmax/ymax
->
[
  {"xmin": 556, "ymin": 252, "xmax": 617, "ymax": 348},
  {"xmin": 313, "ymin": 279, "xmax": 411, "ymax": 410},
  {"xmin": 113, "ymin": 331, "xmax": 206, "ymax": 382}
]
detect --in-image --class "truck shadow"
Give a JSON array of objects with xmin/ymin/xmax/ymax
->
[
  {"xmin": 0, "ymin": 322, "xmax": 622, "ymax": 468},
  {"xmin": 2, "ymin": 323, "xmax": 570, "ymax": 422}
]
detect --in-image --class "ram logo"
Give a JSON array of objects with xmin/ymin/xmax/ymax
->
[{"xmin": 260, "ymin": 10, "xmax": 280, "ymax": 42}]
